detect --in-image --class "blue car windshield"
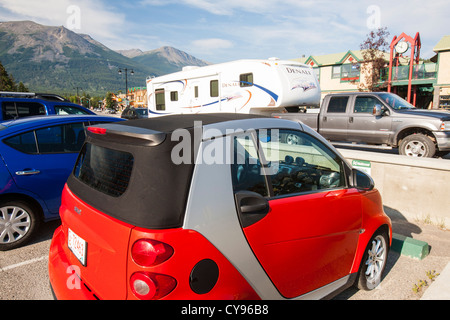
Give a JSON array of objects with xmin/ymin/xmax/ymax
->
[{"xmin": 378, "ymin": 93, "xmax": 415, "ymax": 110}]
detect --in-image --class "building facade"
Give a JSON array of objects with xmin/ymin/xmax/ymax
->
[
  {"xmin": 293, "ymin": 35, "xmax": 449, "ymax": 110},
  {"xmin": 128, "ymin": 87, "xmax": 147, "ymax": 108},
  {"xmin": 433, "ymin": 35, "xmax": 450, "ymax": 109}
]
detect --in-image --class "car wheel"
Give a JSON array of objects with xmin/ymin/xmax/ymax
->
[
  {"xmin": 399, "ymin": 134, "xmax": 436, "ymax": 157},
  {"xmin": 356, "ymin": 231, "xmax": 389, "ymax": 291},
  {"xmin": 283, "ymin": 133, "xmax": 303, "ymax": 145},
  {"xmin": 0, "ymin": 200, "xmax": 40, "ymax": 251}
]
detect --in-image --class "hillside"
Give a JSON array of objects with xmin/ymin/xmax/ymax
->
[
  {"xmin": 0, "ymin": 21, "xmax": 208, "ymax": 96},
  {"xmin": 122, "ymin": 46, "xmax": 209, "ymax": 75}
]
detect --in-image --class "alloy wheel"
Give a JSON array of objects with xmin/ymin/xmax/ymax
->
[
  {"xmin": 364, "ymin": 234, "xmax": 387, "ymax": 287},
  {"xmin": 0, "ymin": 206, "xmax": 32, "ymax": 244},
  {"xmin": 404, "ymin": 140, "xmax": 426, "ymax": 157}
]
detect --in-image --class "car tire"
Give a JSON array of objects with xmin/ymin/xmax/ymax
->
[
  {"xmin": 0, "ymin": 200, "xmax": 41, "ymax": 251},
  {"xmin": 399, "ymin": 134, "xmax": 436, "ymax": 157},
  {"xmin": 355, "ymin": 231, "xmax": 389, "ymax": 291},
  {"xmin": 282, "ymin": 133, "xmax": 304, "ymax": 145}
]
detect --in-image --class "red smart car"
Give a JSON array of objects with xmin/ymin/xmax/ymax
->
[{"xmin": 48, "ymin": 113, "xmax": 392, "ymax": 300}]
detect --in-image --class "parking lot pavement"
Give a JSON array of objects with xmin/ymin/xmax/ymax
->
[
  {"xmin": 1, "ymin": 216, "xmax": 448, "ymax": 300},
  {"xmin": 335, "ymin": 218, "xmax": 450, "ymax": 300},
  {"xmin": 0, "ymin": 220, "xmax": 59, "ymax": 300}
]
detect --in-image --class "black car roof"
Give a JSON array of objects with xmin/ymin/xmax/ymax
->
[
  {"xmin": 72, "ymin": 113, "xmax": 268, "ymax": 229},
  {"xmin": 115, "ymin": 113, "xmax": 267, "ymax": 133}
]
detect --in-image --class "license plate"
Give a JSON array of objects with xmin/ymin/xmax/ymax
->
[{"xmin": 68, "ymin": 228, "xmax": 87, "ymax": 266}]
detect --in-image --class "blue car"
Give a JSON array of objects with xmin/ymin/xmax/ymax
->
[
  {"xmin": 0, "ymin": 92, "xmax": 95, "ymax": 122},
  {"xmin": 0, "ymin": 115, "xmax": 125, "ymax": 250}
]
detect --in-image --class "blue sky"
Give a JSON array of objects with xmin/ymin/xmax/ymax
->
[{"xmin": 0, "ymin": 0, "xmax": 448, "ymax": 63}]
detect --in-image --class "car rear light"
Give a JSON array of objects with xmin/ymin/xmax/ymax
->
[
  {"xmin": 87, "ymin": 127, "xmax": 107, "ymax": 135},
  {"xmin": 131, "ymin": 239, "xmax": 174, "ymax": 267},
  {"xmin": 130, "ymin": 272, "xmax": 176, "ymax": 300}
]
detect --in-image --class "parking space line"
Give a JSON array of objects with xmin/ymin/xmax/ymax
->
[{"xmin": 0, "ymin": 255, "xmax": 48, "ymax": 272}]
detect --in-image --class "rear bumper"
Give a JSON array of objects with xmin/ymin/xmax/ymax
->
[{"xmin": 48, "ymin": 226, "xmax": 99, "ymax": 300}]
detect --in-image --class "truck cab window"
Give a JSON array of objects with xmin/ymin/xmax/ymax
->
[
  {"xmin": 327, "ymin": 96, "xmax": 349, "ymax": 113},
  {"xmin": 354, "ymin": 96, "xmax": 379, "ymax": 113}
]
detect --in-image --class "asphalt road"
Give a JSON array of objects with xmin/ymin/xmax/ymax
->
[{"xmin": 1, "ymin": 215, "xmax": 449, "ymax": 300}]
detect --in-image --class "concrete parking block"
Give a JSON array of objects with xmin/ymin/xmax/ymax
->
[{"xmin": 391, "ymin": 233, "xmax": 430, "ymax": 260}]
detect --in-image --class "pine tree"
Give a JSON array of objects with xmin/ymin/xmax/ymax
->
[
  {"xmin": 0, "ymin": 60, "xmax": 29, "ymax": 92},
  {"xmin": 0, "ymin": 60, "xmax": 17, "ymax": 91},
  {"xmin": 17, "ymin": 82, "xmax": 29, "ymax": 92}
]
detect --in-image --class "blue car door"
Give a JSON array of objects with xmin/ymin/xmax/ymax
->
[{"xmin": 1, "ymin": 122, "xmax": 85, "ymax": 217}]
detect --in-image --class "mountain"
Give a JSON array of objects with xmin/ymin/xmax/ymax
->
[
  {"xmin": 120, "ymin": 46, "xmax": 210, "ymax": 75},
  {"xmin": 0, "ymin": 21, "xmax": 208, "ymax": 96}
]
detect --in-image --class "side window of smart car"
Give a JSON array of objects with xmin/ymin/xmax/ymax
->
[
  {"xmin": 231, "ymin": 129, "xmax": 347, "ymax": 198},
  {"xmin": 266, "ymin": 130, "xmax": 346, "ymax": 197},
  {"xmin": 231, "ymin": 133, "xmax": 269, "ymax": 197}
]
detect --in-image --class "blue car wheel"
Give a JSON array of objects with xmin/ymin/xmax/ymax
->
[{"xmin": 0, "ymin": 200, "xmax": 41, "ymax": 251}]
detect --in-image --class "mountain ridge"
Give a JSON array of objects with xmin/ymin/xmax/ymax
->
[{"xmin": 0, "ymin": 20, "xmax": 209, "ymax": 96}]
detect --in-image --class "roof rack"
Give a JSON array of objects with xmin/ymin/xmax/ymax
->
[{"xmin": 0, "ymin": 91, "xmax": 69, "ymax": 102}]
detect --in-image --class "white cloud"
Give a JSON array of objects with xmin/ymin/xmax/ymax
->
[
  {"xmin": 0, "ymin": 0, "xmax": 125, "ymax": 42},
  {"xmin": 191, "ymin": 38, "xmax": 234, "ymax": 53}
]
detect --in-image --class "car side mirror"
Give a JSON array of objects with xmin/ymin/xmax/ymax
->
[
  {"xmin": 373, "ymin": 104, "xmax": 382, "ymax": 117},
  {"xmin": 351, "ymin": 169, "xmax": 374, "ymax": 191}
]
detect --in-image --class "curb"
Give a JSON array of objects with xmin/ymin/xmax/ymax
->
[
  {"xmin": 421, "ymin": 262, "xmax": 450, "ymax": 300},
  {"xmin": 391, "ymin": 233, "xmax": 430, "ymax": 260}
]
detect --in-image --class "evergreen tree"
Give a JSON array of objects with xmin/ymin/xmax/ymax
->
[
  {"xmin": 0, "ymin": 60, "xmax": 17, "ymax": 91},
  {"xmin": 0, "ymin": 60, "xmax": 29, "ymax": 92},
  {"xmin": 17, "ymin": 82, "xmax": 29, "ymax": 92}
]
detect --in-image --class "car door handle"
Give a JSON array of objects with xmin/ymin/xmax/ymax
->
[
  {"xmin": 240, "ymin": 202, "xmax": 268, "ymax": 213},
  {"xmin": 349, "ymin": 117, "xmax": 354, "ymax": 123},
  {"xmin": 234, "ymin": 191, "xmax": 270, "ymax": 228},
  {"xmin": 235, "ymin": 191, "xmax": 269, "ymax": 214},
  {"xmin": 15, "ymin": 169, "xmax": 41, "ymax": 176}
]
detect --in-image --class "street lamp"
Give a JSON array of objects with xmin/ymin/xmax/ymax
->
[
  {"xmin": 74, "ymin": 87, "xmax": 82, "ymax": 104},
  {"xmin": 118, "ymin": 68, "xmax": 134, "ymax": 106}
]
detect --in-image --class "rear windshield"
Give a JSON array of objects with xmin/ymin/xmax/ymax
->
[
  {"xmin": 73, "ymin": 144, "xmax": 134, "ymax": 197},
  {"xmin": 67, "ymin": 133, "xmax": 196, "ymax": 229}
]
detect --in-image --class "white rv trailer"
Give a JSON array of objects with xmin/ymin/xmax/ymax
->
[{"xmin": 146, "ymin": 58, "xmax": 321, "ymax": 116}]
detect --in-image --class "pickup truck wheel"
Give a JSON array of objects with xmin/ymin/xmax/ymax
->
[
  {"xmin": 399, "ymin": 134, "xmax": 436, "ymax": 158},
  {"xmin": 283, "ymin": 133, "xmax": 303, "ymax": 145}
]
